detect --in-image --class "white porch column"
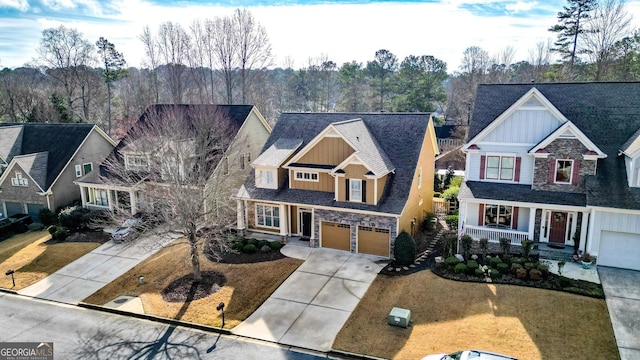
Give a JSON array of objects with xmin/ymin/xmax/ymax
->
[
  {"xmin": 236, "ymin": 199, "xmax": 245, "ymax": 231},
  {"xmin": 528, "ymin": 207, "xmax": 537, "ymax": 241},
  {"xmin": 279, "ymin": 204, "xmax": 288, "ymax": 237},
  {"xmin": 80, "ymin": 186, "xmax": 87, "ymax": 208},
  {"xmin": 130, "ymin": 190, "xmax": 138, "ymax": 215},
  {"xmin": 579, "ymin": 211, "xmax": 589, "ymax": 253}
]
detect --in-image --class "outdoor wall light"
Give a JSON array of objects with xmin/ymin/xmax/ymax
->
[
  {"xmin": 217, "ymin": 302, "xmax": 225, "ymax": 329},
  {"xmin": 5, "ymin": 269, "xmax": 15, "ymax": 287}
]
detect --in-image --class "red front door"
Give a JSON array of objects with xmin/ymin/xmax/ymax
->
[{"xmin": 549, "ymin": 212, "xmax": 568, "ymax": 244}]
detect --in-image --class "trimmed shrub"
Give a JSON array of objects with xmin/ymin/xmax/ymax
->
[
  {"xmin": 499, "ymin": 237, "xmax": 511, "ymax": 255},
  {"xmin": 479, "ymin": 238, "xmax": 489, "ymax": 259},
  {"xmin": 445, "ymin": 256, "xmax": 461, "ymax": 267},
  {"xmin": 258, "ymin": 240, "xmax": 270, "ymax": 248},
  {"xmin": 558, "ymin": 276, "xmax": 572, "ymax": 288},
  {"xmin": 497, "ymin": 262, "xmax": 509, "ymax": 273},
  {"xmin": 516, "ymin": 267, "xmax": 528, "ymax": 279},
  {"xmin": 489, "ymin": 256, "xmax": 503, "ymax": 267},
  {"xmin": 269, "ymin": 241, "xmax": 283, "ymax": 250},
  {"xmin": 466, "ymin": 260, "xmax": 479, "ymax": 273},
  {"xmin": 529, "ymin": 269, "xmax": 542, "ymax": 281},
  {"xmin": 58, "ymin": 206, "xmax": 90, "ymax": 230},
  {"xmin": 48, "ymin": 225, "xmax": 58, "ymax": 236},
  {"xmin": 247, "ymin": 238, "xmax": 259, "ymax": 246},
  {"xmin": 524, "ymin": 262, "xmax": 535, "ymax": 270},
  {"xmin": 474, "ymin": 268, "xmax": 485, "ymax": 277},
  {"xmin": 461, "ymin": 235, "xmax": 473, "ymax": 259},
  {"xmin": 442, "ymin": 233, "xmax": 458, "ymax": 257},
  {"xmin": 394, "ymin": 230, "xmax": 417, "ymax": 266},
  {"xmin": 510, "ymin": 263, "xmax": 523, "ymax": 273},
  {"xmin": 454, "ymin": 263, "xmax": 467, "ymax": 274},
  {"xmin": 444, "ymin": 214, "xmax": 459, "ymax": 230},
  {"xmin": 54, "ymin": 228, "xmax": 68, "ymax": 241},
  {"xmin": 521, "ymin": 239, "xmax": 533, "ymax": 259},
  {"xmin": 242, "ymin": 244, "xmax": 258, "ymax": 254},
  {"xmin": 538, "ymin": 264, "xmax": 550, "ymax": 277},
  {"xmin": 231, "ymin": 241, "xmax": 244, "ymax": 251},
  {"xmin": 39, "ymin": 208, "xmax": 57, "ymax": 227},
  {"xmin": 488, "ymin": 269, "xmax": 500, "ymax": 278}
]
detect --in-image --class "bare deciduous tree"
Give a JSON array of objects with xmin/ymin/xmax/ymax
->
[{"xmin": 157, "ymin": 22, "xmax": 191, "ymax": 104}]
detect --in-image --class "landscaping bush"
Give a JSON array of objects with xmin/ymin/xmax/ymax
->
[
  {"xmin": 444, "ymin": 214, "xmax": 459, "ymax": 230},
  {"xmin": 54, "ymin": 228, "xmax": 68, "ymax": 241},
  {"xmin": 247, "ymin": 238, "xmax": 258, "ymax": 246},
  {"xmin": 558, "ymin": 276, "xmax": 572, "ymax": 288},
  {"xmin": 28, "ymin": 223, "xmax": 45, "ymax": 231},
  {"xmin": 444, "ymin": 256, "xmax": 461, "ymax": 267},
  {"xmin": 510, "ymin": 263, "xmax": 523, "ymax": 273},
  {"xmin": 231, "ymin": 241, "xmax": 244, "ymax": 251},
  {"xmin": 529, "ymin": 269, "xmax": 542, "ymax": 281},
  {"xmin": 489, "ymin": 256, "xmax": 503, "ymax": 267},
  {"xmin": 538, "ymin": 264, "xmax": 550, "ymax": 277},
  {"xmin": 421, "ymin": 212, "xmax": 437, "ymax": 232},
  {"xmin": 479, "ymin": 238, "xmax": 489, "ymax": 260},
  {"xmin": 499, "ymin": 237, "xmax": 511, "ymax": 255},
  {"xmin": 466, "ymin": 260, "xmax": 479, "ymax": 273},
  {"xmin": 242, "ymin": 244, "xmax": 258, "ymax": 254},
  {"xmin": 524, "ymin": 262, "xmax": 535, "ymax": 270},
  {"xmin": 442, "ymin": 233, "xmax": 458, "ymax": 257},
  {"xmin": 258, "ymin": 240, "xmax": 270, "ymax": 248},
  {"xmin": 48, "ymin": 225, "xmax": 58, "ymax": 235},
  {"xmin": 488, "ymin": 269, "xmax": 500, "ymax": 278},
  {"xmin": 454, "ymin": 263, "xmax": 467, "ymax": 274},
  {"xmin": 393, "ymin": 230, "xmax": 417, "ymax": 266},
  {"xmin": 38, "ymin": 208, "xmax": 57, "ymax": 227},
  {"xmin": 269, "ymin": 241, "xmax": 283, "ymax": 250},
  {"xmin": 58, "ymin": 206, "xmax": 90, "ymax": 230},
  {"xmin": 474, "ymin": 268, "xmax": 485, "ymax": 277},
  {"xmin": 516, "ymin": 267, "xmax": 528, "ymax": 279},
  {"xmin": 521, "ymin": 239, "xmax": 533, "ymax": 259},
  {"xmin": 496, "ymin": 262, "xmax": 509, "ymax": 273},
  {"xmin": 461, "ymin": 235, "xmax": 473, "ymax": 260}
]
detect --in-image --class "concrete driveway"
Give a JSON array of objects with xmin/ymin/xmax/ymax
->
[
  {"xmin": 232, "ymin": 246, "xmax": 387, "ymax": 352},
  {"xmin": 18, "ymin": 232, "xmax": 179, "ymax": 304},
  {"xmin": 598, "ymin": 267, "xmax": 640, "ymax": 360}
]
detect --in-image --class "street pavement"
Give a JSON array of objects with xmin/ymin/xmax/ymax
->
[
  {"xmin": 18, "ymin": 232, "xmax": 179, "ymax": 304},
  {"xmin": 598, "ymin": 267, "xmax": 640, "ymax": 360},
  {"xmin": 0, "ymin": 292, "xmax": 335, "ymax": 360}
]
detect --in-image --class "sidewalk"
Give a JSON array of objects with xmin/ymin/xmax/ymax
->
[{"xmin": 18, "ymin": 232, "xmax": 179, "ymax": 304}]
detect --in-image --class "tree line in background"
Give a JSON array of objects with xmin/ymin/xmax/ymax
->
[{"xmin": 1, "ymin": 0, "xmax": 639, "ymax": 137}]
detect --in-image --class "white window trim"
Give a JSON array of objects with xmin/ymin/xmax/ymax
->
[
  {"xmin": 485, "ymin": 154, "xmax": 515, "ymax": 181},
  {"xmin": 483, "ymin": 204, "xmax": 513, "ymax": 229},
  {"xmin": 11, "ymin": 172, "xmax": 28, "ymax": 187},
  {"xmin": 554, "ymin": 159, "xmax": 573, "ymax": 184},
  {"xmin": 256, "ymin": 167, "xmax": 277, "ymax": 189},
  {"xmin": 83, "ymin": 162, "xmax": 93, "ymax": 174},
  {"xmin": 418, "ymin": 167, "xmax": 422, "ymax": 189},
  {"xmin": 255, "ymin": 203, "xmax": 280, "ymax": 229},
  {"xmin": 126, "ymin": 155, "xmax": 149, "ymax": 169},
  {"xmin": 294, "ymin": 171, "xmax": 319, "ymax": 182},
  {"xmin": 637, "ymin": 168, "xmax": 640, "ymax": 187},
  {"xmin": 75, "ymin": 165, "xmax": 83, "ymax": 177},
  {"xmin": 350, "ymin": 179, "xmax": 362, "ymax": 203}
]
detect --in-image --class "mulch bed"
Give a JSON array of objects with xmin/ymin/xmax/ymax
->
[
  {"xmin": 161, "ymin": 271, "xmax": 227, "ymax": 302},
  {"xmin": 44, "ymin": 229, "xmax": 111, "ymax": 245},
  {"xmin": 216, "ymin": 250, "xmax": 287, "ymax": 264}
]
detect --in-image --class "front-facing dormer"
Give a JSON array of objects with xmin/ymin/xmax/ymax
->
[
  {"xmin": 252, "ymin": 138, "xmax": 302, "ymax": 190},
  {"xmin": 620, "ymin": 128, "xmax": 640, "ymax": 187}
]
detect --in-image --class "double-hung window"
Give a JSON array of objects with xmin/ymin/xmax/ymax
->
[
  {"xmin": 486, "ymin": 155, "xmax": 515, "ymax": 181},
  {"xmin": 295, "ymin": 171, "xmax": 318, "ymax": 182},
  {"xmin": 94, "ymin": 189, "xmax": 109, "ymax": 206},
  {"xmin": 256, "ymin": 204, "xmax": 280, "ymax": 228},
  {"xmin": 484, "ymin": 204, "xmax": 513, "ymax": 228},
  {"xmin": 555, "ymin": 159, "xmax": 573, "ymax": 184},
  {"xmin": 260, "ymin": 170, "xmax": 274, "ymax": 185},
  {"xmin": 350, "ymin": 179, "xmax": 362, "ymax": 202}
]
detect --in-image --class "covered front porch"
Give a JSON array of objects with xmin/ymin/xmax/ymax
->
[
  {"xmin": 459, "ymin": 200, "xmax": 589, "ymax": 254},
  {"xmin": 76, "ymin": 183, "xmax": 144, "ymax": 216}
]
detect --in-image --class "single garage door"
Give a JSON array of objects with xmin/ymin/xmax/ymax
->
[
  {"xmin": 321, "ymin": 222, "xmax": 351, "ymax": 251},
  {"xmin": 27, "ymin": 204, "xmax": 45, "ymax": 223},
  {"xmin": 4, "ymin": 202, "xmax": 23, "ymax": 217},
  {"xmin": 357, "ymin": 226, "xmax": 390, "ymax": 257},
  {"xmin": 598, "ymin": 230, "xmax": 640, "ymax": 271}
]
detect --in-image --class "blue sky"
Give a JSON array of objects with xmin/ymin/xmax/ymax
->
[{"xmin": 1, "ymin": 0, "xmax": 640, "ymax": 71}]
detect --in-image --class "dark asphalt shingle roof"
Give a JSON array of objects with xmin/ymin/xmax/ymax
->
[
  {"xmin": 0, "ymin": 123, "xmax": 95, "ymax": 189},
  {"xmin": 460, "ymin": 181, "xmax": 587, "ymax": 207},
  {"xmin": 470, "ymin": 82, "xmax": 640, "ymax": 210},
  {"xmin": 244, "ymin": 112, "xmax": 430, "ymax": 215}
]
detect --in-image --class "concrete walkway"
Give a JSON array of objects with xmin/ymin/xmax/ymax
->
[
  {"xmin": 598, "ymin": 267, "xmax": 640, "ymax": 360},
  {"xmin": 18, "ymin": 232, "xmax": 179, "ymax": 304},
  {"xmin": 232, "ymin": 246, "xmax": 387, "ymax": 352}
]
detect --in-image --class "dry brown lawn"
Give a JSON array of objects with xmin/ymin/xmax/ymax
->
[
  {"xmin": 333, "ymin": 270, "xmax": 618, "ymax": 360},
  {"xmin": 84, "ymin": 240, "xmax": 303, "ymax": 328},
  {"xmin": 0, "ymin": 230, "xmax": 101, "ymax": 290}
]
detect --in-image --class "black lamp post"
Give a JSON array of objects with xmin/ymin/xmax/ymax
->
[
  {"xmin": 5, "ymin": 270, "xmax": 15, "ymax": 287},
  {"xmin": 216, "ymin": 302, "xmax": 225, "ymax": 329}
]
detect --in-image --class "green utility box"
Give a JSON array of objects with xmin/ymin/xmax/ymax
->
[{"xmin": 388, "ymin": 307, "xmax": 411, "ymax": 328}]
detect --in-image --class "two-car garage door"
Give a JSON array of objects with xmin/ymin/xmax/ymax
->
[
  {"xmin": 320, "ymin": 221, "xmax": 390, "ymax": 257},
  {"xmin": 598, "ymin": 231, "xmax": 640, "ymax": 271}
]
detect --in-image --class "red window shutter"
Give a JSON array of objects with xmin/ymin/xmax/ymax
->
[
  {"xmin": 548, "ymin": 160, "xmax": 556, "ymax": 183},
  {"xmin": 478, "ymin": 204, "xmax": 485, "ymax": 226},
  {"xmin": 514, "ymin": 157, "xmax": 521, "ymax": 182},
  {"xmin": 512, "ymin": 207, "xmax": 519, "ymax": 230},
  {"xmin": 571, "ymin": 160, "xmax": 580, "ymax": 185},
  {"xmin": 479, "ymin": 155, "xmax": 486, "ymax": 180}
]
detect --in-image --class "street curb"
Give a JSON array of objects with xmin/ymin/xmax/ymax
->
[
  {"xmin": 329, "ymin": 349, "xmax": 388, "ymax": 360},
  {"xmin": 0, "ymin": 287, "xmax": 17, "ymax": 295},
  {"xmin": 77, "ymin": 302, "xmax": 232, "ymax": 335}
]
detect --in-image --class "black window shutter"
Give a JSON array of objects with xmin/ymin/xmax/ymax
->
[
  {"xmin": 362, "ymin": 180, "xmax": 367, "ymax": 203},
  {"xmin": 345, "ymin": 179, "xmax": 350, "ymax": 201}
]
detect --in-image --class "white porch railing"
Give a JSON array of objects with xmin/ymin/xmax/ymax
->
[{"xmin": 464, "ymin": 225, "xmax": 529, "ymax": 245}]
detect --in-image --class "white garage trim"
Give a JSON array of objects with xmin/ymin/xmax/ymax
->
[{"xmin": 598, "ymin": 231, "xmax": 640, "ymax": 271}]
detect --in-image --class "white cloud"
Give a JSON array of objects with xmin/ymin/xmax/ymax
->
[
  {"xmin": 506, "ymin": 1, "xmax": 538, "ymax": 13},
  {"xmin": 0, "ymin": 0, "xmax": 29, "ymax": 11}
]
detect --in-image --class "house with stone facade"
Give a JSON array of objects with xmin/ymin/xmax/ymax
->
[
  {"xmin": 234, "ymin": 112, "xmax": 439, "ymax": 259},
  {"xmin": 458, "ymin": 82, "xmax": 640, "ymax": 271},
  {"xmin": 0, "ymin": 123, "xmax": 116, "ymax": 222}
]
